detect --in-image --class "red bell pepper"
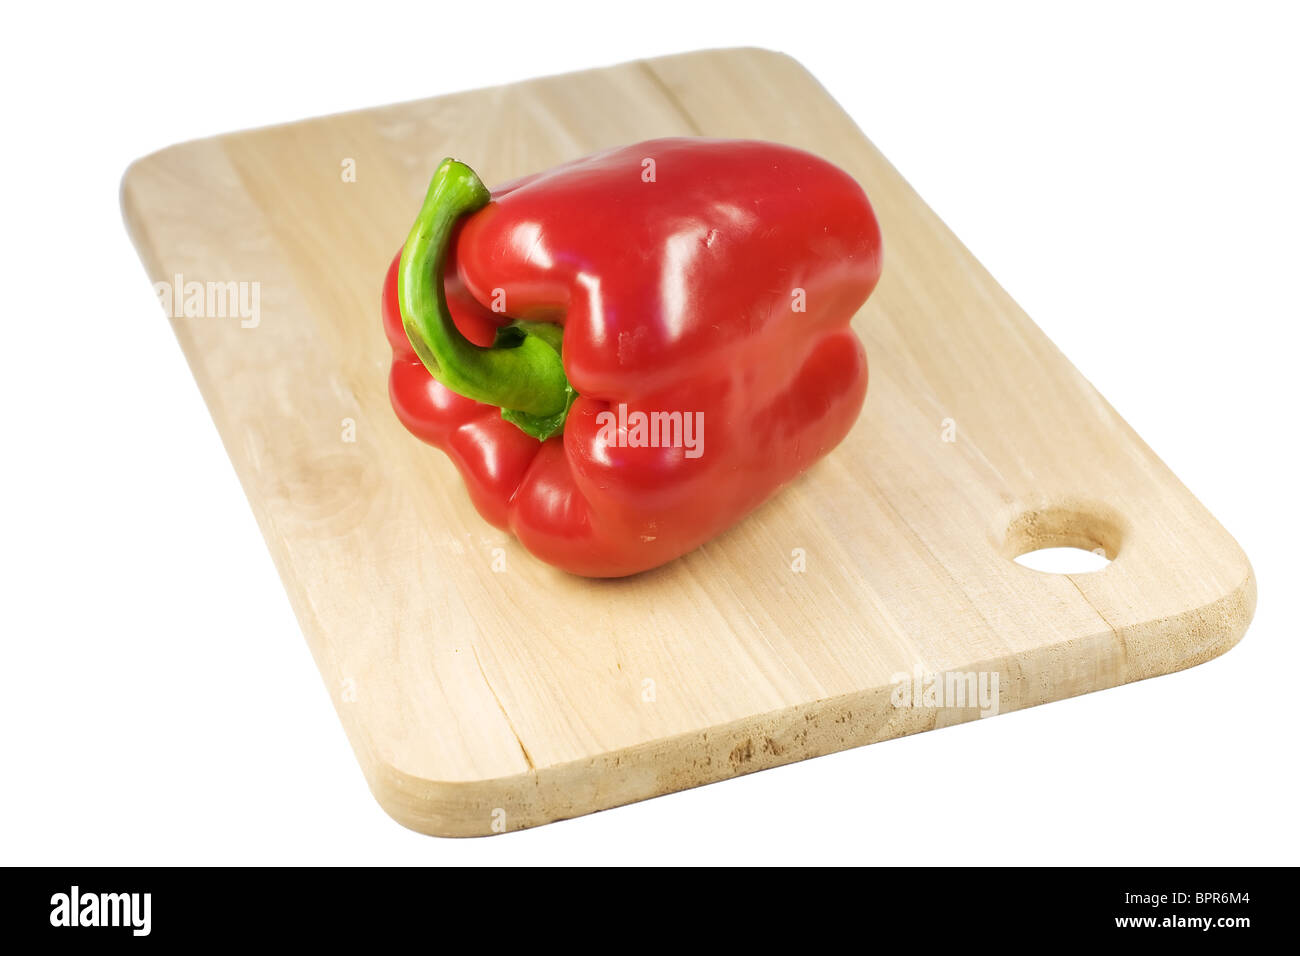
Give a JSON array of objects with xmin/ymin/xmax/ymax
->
[{"xmin": 382, "ymin": 138, "xmax": 881, "ymax": 577}]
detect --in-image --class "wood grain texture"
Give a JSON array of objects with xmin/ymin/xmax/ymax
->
[{"xmin": 120, "ymin": 48, "xmax": 1254, "ymax": 836}]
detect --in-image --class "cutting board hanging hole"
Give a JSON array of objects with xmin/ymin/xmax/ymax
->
[
  {"xmin": 1004, "ymin": 501, "xmax": 1124, "ymax": 574},
  {"xmin": 1015, "ymin": 546, "xmax": 1112, "ymax": 574}
]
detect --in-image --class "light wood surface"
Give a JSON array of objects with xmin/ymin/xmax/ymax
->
[{"xmin": 121, "ymin": 48, "xmax": 1255, "ymax": 836}]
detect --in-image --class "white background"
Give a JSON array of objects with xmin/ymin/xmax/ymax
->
[{"xmin": 2, "ymin": 0, "xmax": 1296, "ymax": 865}]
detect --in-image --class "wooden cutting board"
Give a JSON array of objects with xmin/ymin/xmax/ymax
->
[{"xmin": 121, "ymin": 48, "xmax": 1255, "ymax": 836}]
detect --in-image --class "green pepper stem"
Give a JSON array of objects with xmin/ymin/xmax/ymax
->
[{"xmin": 398, "ymin": 159, "xmax": 573, "ymax": 438}]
